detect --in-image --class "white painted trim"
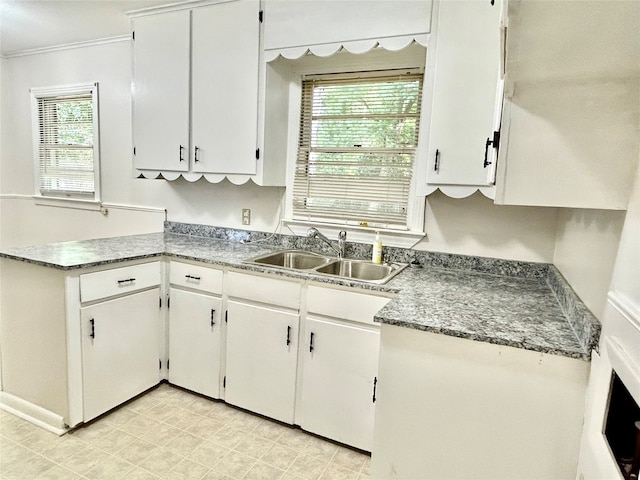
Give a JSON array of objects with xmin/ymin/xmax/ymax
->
[
  {"xmin": 0, "ymin": 392, "xmax": 67, "ymax": 435},
  {"xmin": 608, "ymin": 291, "xmax": 640, "ymax": 333},
  {"xmin": 65, "ymin": 275, "xmax": 84, "ymax": 428},
  {"xmin": 101, "ymin": 202, "xmax": 167, "ymax": 217},
  {"xmin": 127, "ymin": 0, "xmax": 237, "ymax": 18},
  {"xmin": 1, "ymin": 194, "xmax": 167, "ymax": 218},
  {"xmin": 32, "ymin": 196, "xmax": 103, "ymax": 212},
  {"xmin": 3, "ymin": 36, "xmax": 129, "ymax": 59},
  {"xmin": 264, "ymin": 34, "xmax": 430, "ymax": 62}
]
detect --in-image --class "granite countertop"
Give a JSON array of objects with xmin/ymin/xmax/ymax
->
[{"xmin": 0, "ymin": 228, "xmax": 599, "ymax": 361}]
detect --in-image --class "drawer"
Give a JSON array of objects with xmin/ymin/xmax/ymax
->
[
  {"xmin": 307, "ymin": 285, "xmax": 391, "ymax": 326},
  {"xmin": 80, "ymin": 262, "xmax": 161, "ymax": 303},
  {"xmin": 226, "ymin": 271, "xmax": 301, "ymax": 310},
  {"xmin": 169, "ymin": 261, "xmax": 223, "ymax": 294}
]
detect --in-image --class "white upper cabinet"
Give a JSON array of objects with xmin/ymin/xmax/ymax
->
[
  {"xmin": 494, "ymin": 0, "xmax": 640, "ymax": 209},
  {"xmin": 263, "ymin": 0, "xmax": 433, "ymax": 59},
  {"xmin": 131, "ymin": 0, "xmax": 275, "ymax": 184},
  {"xmin": 132, "ymin": 10, "xmax": 190, "ymax": 172},
  {"xmin": 421, "ymin": 0, "xmax": 503, "ymax": 197},
  {"xmin": 191, "ymin": 1, "xmax": 260, "ymax": 176}
]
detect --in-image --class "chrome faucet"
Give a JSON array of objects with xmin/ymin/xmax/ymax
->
[{"xmin": 307, "ymin": 227, "xmax": 347, "ymax": 259}]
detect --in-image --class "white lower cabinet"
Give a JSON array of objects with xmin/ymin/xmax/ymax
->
[
  {"xmin": 168, "ymin": 288, "xmax": 222, "ymax": 398},
  {"xmin": 300, "ymin": 317, "xmax": 380, "ymax": 451},
  {"xmin": 167, "ymin": 261, "xmax": 224, "ymax": 398},
  {"xmin": 225, "ymin": 300, "xmax": 299, "ymax": 424},
  {"xmin": 298, "ymin": 285, "xmax": 391, "ymax": 451},
  {"xmin": 81, "ymin": 288, "xmax": 161, "ymax": 422}
]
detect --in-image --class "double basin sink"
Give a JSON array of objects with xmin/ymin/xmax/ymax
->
[{"xmin": 244, "ymin": 250, "xmax": 407, "ymax": 285}]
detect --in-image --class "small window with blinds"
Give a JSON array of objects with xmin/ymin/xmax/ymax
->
[
  {"xmin": 30, "ymin": 83, "xmax": 100, "ymax": 200},
  {"xmin": 293, "ymin": 72, "xmax": 423, "ymax": 229}
]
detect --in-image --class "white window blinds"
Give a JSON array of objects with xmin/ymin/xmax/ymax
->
[
  {"xmin": 293, "ymin": 73, "xmax": 423, "ymax": 229},
  {"xmin": 32, "ymin": 84, "xmax": 99, "ymax": 199}
]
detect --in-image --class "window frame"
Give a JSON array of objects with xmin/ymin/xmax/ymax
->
[
  {"xmin": 277, "ymin": 48, "xmax": 429, "ymax": 247},
  {"xmin": 30, "ymin": 83, "xmax": 101, "ymax": 203},
  {"xmin": 292, "ymin": 70, "xmax": 423, "ymax": 231}
]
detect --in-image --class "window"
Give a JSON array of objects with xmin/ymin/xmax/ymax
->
[
  {"xmin": 293, "ymin": 72, "xmax": 423, "ymax": 230},
  {"xmin": 30, "ymin": 83, "xmax": 100, "ymax": 201}
]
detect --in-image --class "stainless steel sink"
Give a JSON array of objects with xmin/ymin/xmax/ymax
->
[
  {"xmin": 245, "ymin": 250, "xmax": 332, "ymax": 270},
  {"xmin": 244, "ymin": 250, "xmax": 407, "ymax": 284},
  {"xmin": 316, "ymin": 259, "xmax": 407, "ymax": 283}
]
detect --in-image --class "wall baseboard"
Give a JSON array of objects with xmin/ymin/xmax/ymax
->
[{"xmin": 0, "ymin": 392, "xmax": 68, "ymax": 436}]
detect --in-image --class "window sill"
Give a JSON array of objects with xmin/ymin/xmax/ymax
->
[{"xmin": 283, "ymin": 219, "xmax": 425, "ymax": 249}]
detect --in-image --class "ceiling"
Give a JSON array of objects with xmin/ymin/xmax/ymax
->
[{"xmin": 0, "ymin": 0, "xmax": 172, "ymax": 55}]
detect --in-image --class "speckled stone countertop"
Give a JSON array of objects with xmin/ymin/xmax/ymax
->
[{"xmin": 0, "ymin": 225, "xmax": 599, "ymax": 361}]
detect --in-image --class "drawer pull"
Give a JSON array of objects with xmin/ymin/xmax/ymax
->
[
  {"xmin": 286, "ymin": 325, "xmax": 291, "ymax": 346},
  {"xmin": 309, "ymin": 332, "xmax": 315, "ymax": 352},
  {"xmin": 89, "ymin": 318, "xmax": 95, "ymax": 339},
  {"xmin": 117, "ymin": 278, "xmax": 136, "ymax": 285},
  {"xmin": 185, "ymin": 274, "xmax": 201, "ymax": 281},
  {"xmin": 210, "ymin": 309, "xmax": 216, "ymax": 327}
]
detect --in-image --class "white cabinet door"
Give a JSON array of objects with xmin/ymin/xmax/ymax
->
[
  {"xmin": 225, "ymin": 301, "xmax": 299, "ymax": 423},
  {"xmin": 300, "ymin": 317, "xmax": 380, "ymax": 451},
  {"xmin": 81, "ymin": 289, "xmax": 161, "ymax": 421},
  {"xmin": 168, "ymin": 288, "xmax": 222, "ymax": 398},
  {"xmin": 191, "ymin": 1, "xmax": 260, "ymax": 175},
  {"xmin": 132, "ymin": 10, "xmax": 190, "ymax": 172},
  {"xmin": 426, "ymin": 0, "xmax": 502, "ymax": 186}
]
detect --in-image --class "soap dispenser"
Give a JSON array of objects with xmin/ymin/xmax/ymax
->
[{"xmin": 372, "ymin": 231, "xmax": 382, "ymax": 264}]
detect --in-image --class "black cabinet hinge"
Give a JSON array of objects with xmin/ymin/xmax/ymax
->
[
  {"xmin": 255, "ymin": 148, "xmax": 260, "ymax": 160},
  {"xmin": 483, "ymin": 130, "xmax": 501, "ymax": 168},
  {"xmin": 223, "ymin": 376, "xmax": 226, "ymax": 388},
  {"xmin": 259, "ymin": 10, "xmax": 263, "ymax": 22}
]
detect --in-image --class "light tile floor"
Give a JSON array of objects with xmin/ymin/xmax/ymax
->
[{"xmin": 0, "ymin": 383, "xmax": 371, "ymax": 480}]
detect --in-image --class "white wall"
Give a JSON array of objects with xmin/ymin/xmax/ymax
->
[
  {"xmin": 0, "ymin": 40, "xmax": 562, "ymax": 263},
  {"xmin": 419, "ymin": 190, "xmax": 558, "ymax": 262},
  {"xmin": 0, "ymin": 40, "xmax": 285, "ymax": 247},
  {"xmin": 553, "ymin": 208, "xmax": 626, "ymax": 320},
  {"xmin": 609, "ymin": 155, "xmax": 640, "ymax": 307}
]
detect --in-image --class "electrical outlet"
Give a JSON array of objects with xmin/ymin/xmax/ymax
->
[{"xmin": 242, "ymin": 208, "xmax": 251, "ymax": 225}]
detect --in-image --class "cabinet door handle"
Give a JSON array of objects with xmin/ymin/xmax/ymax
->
[
  {"xmin": 185, "ymin": 274, "xmax": 201, "ymax": 281},
  {"xmin": 372, "ymin": 376, "xmax": 378, "ymax": 403},
  {"xmin": 210, "ymin": 309, "xmax": 216, "ymax": 327},
  {"xmin": 194, "ymin": 146, "xmax": 200, "ymax": 163},
  {"xmin": 117, "ymin": 278, "xmax": 135, "ymax": 285},
  {"xmin": 89, "ymin": 318, "xmax": 95, "ymax": 339},
  {"xmin": 309, "ymin": 332, "xmax": 315, "ymax": 352},
  {"xmin": 434, "ymin": 149, "xmax": 440, "ymax": 172},
  {"xmin": 286, "ymin": 325, "xmax": 291, "ymax": 346},
  {"xmin": 179, "ymin": 145, "xmax": 185, "ymax": 162}
]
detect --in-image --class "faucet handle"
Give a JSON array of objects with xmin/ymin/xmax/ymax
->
[{"xmin": 338, "ymin": 230, "xmax": 347, "ymax": 240}]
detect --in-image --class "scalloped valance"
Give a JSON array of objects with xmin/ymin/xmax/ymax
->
[
  {"xmin": 136, "ymin": 170, "xmax": 258, "ymax": 185},
  {"xmin": 264, "ymin": 34, "xmax": 429, "ymax": 62}
]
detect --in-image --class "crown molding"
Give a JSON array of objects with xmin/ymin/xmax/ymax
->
[{"xmin": 2, "ymin": 35, "xmax": 129, "ymax": 59}]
